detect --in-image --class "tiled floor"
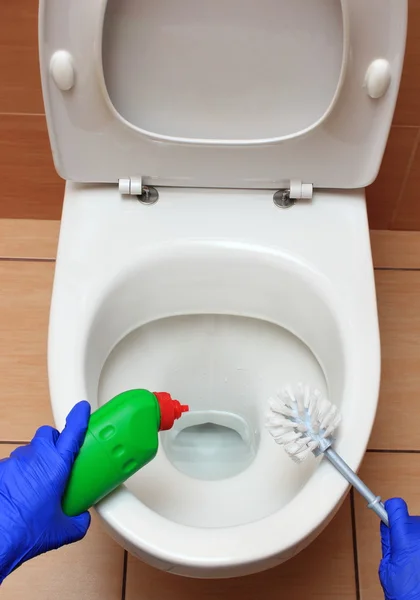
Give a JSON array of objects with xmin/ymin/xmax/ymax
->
[{"xmin": 0, "ymin": 222, "xmax": 419, "ymax": 599}]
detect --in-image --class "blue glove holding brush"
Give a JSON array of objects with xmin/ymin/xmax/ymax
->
[
  {"xmin": 379, "ymin": 498, "xmax": 420, "ymax": 600},
  {"xmin": 265, "ymin": 385, "xmax": 420, "ymax": 600}
]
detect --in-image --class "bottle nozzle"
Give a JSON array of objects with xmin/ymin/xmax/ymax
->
[{"xmin": 154, "ymin": 392, "xmax": 189, "ymax": 431}]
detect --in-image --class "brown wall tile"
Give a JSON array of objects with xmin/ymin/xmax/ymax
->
[
  {"xmin": 0, "ymin": 114, "xmax": 64, "ymax": 220},
  {"xmin": 0, "ymin": 1, "xmax": 44, "ymax": 114},
  {"xmin": 366, "ymin": 127, "xmax": 419, "ymax": 229},
  {"xmin": 392, "ymin": 136, "xmax": 420, "ymax": 228},
  {"xmin": 393, "ymin": 0, "xmax": 420, "ymax": 126}
]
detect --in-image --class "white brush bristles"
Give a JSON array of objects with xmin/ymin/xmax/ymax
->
[{"xmin": 266, "ymin": 383, "xmax": 341, "ymax": 463}]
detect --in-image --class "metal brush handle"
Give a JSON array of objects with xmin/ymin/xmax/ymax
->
[{"xmin": 324, "ymin": 448, "xmax": 389, "ymax": 527}]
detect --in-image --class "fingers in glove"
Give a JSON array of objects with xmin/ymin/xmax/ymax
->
[
  {"xmin": 56, "ymin": 401, "xmax": 91, "ymax": 467},
  {"xmin": 33, "ymin": 425, "xmax": 60, "ymax": 445},
  {"xmin": 10, "ymin": 425, "xmax": 59, "ymax": 461},
  {"xmin": 68, "ymin": 511, "xmax": 91, "ymax": 543},
  {"xmin": 380, "ymin": 518, "xmax": 391, "ymax": 560},
  {"xmin": 385, "ymin": 497, "xmax": 410, "ymax": 556}
]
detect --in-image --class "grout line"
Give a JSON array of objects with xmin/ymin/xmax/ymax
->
[
  {"xmin": 0, "ymin": 257, "xmax": 55, "ymax": 263},
  {"xmin": 350, "ymin": 490, "xmax": 362, "ymax": 600},
  {"xmin": 374, "ymin": 266, "xmax": 420, "ymax": 272},
  {"xmin": 0, "ymin": 440, "xmax": 28, "ymax": 446},
  {"xmin": 0, "ymin": 112, "xmax": 45, "ymax": 117},
  {"xmin": 367, "ymin": 448, "xmax": 420, "ymax": 454},
  {"xmin": 121, "ymin": 551, "xmax": 128, "ymax": 600},
  {"xmin": 390, "ymin": 127, "xmax": 420, "ymax": 227},
  {"xmin": 391, "ymin": 124, "xmax": 420, "ymax": 129}
]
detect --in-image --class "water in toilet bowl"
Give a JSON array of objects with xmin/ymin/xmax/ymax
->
[
  {"xmin": 98, "ymin": 314, "xmax": 328, "ymax": 528},
  {"xmin": 162, "ymin": 409, "xmax": 258, "ymax": 481}
]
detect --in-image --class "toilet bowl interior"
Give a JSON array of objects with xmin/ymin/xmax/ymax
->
[{"xmin": 84, "ymin": 242, "xmax": 346, "ymax": 528}]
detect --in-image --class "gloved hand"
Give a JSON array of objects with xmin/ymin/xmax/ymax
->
[
  {"xmin": 0, "ymin": 401, "xmax": 91, "ymax": 583},
  {"xmin": 379, "ymin": 497, "xmax": 420, "ymax": 600}
]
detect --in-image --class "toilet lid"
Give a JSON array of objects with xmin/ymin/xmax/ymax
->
[{"xmin": 39, "ymin": 0, "xmax": 406, "ymax": 190}]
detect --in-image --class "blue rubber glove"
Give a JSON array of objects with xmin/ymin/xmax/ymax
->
[
  {"xmin": 0, "ymin": 401, "xmax": 91, "ymax": 583},
  {"xmin": 379, "ymin": 498, "xmax": 420, "ymax": 600}
]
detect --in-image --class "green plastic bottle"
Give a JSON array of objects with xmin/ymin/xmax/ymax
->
[{"xmin": 62, "ymin": 389, "xmax": 189, "ymax": 517}]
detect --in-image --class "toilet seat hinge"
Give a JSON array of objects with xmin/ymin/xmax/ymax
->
[
  {"xmin": 288, "ymin": 180, "xmax": 313, "ymax": 200},
  {"xmin": 118, "ymin": 177, "xmax": 143, "ymax": 196},
  {"xmin": 273, "ymin": 180, "xmax": 313, "ymax": 209},
  {"xmin": 118, "ymin": 177, "xmax": 159, "ymax": 205}
]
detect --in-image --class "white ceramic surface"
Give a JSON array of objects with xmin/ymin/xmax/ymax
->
[
  {"xmin": 39, "ymin": 0, "xmax": 406, "ymax": 188},
  {"xmin": 40, "ymin": 0, "xmax": 407, "ymax": 578},
  {"xmin": 48, "ymin": 185, "xmax": 380, "ymax": 577}
]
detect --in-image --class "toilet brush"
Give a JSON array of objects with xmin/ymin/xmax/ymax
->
[{"xmin": 266, "ymin": 383, "xmax": 389, "ymax": 527}]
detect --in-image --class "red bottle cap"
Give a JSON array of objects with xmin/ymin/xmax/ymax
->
[{"xmin": 154, "ymin": 392, "xmax": 189, "ymax": 431}]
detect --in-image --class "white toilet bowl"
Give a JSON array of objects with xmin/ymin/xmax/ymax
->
[
  {"xmin": 39, "ymin": 0, "xmax": 406, "ymax": 579},
  {"xmin": 48, "ymin": 185, "xmax": 379, "ymax": 576}
]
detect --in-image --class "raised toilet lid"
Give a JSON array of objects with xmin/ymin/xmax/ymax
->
[{"xmin": 39, "ymin": 0, "xmax": 406, "ymax": 190}]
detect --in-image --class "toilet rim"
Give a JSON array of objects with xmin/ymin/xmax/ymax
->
[
  {"xmin": 96, "ymin": 466, "xmax": 349, "ymax": 568},
  {"xmin": 49, "ymin": 240, "xmax": 380, "ymax": 567}
]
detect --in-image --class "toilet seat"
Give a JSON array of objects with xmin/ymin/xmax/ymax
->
[{"xmin": 39, "ymin": 0, "xmax": 406, "ymax": 190}]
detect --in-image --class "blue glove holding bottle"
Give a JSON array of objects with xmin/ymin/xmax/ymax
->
[
  {"xmin": 0, "ymin": 401, "xmax": 91, "ymax": 583},
  {"xmin": 380, "ymin": 498, "xmax": 420, "ymax": 600}
]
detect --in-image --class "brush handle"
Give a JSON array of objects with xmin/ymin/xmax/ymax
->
[{"xmin": 324, "ymin": 448, "xmax": 389, "ymax": 527}]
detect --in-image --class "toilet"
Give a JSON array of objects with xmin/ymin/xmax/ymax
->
[{"xmin": 39, "ymin": 0, "xmax": 407, "ymax": 579}]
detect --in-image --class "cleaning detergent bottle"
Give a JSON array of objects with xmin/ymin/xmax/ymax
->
[{"xmin": 62, "ymin": 389, "xmax": 189, "ymax": 516}]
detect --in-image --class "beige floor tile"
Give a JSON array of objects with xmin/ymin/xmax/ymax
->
[
  {"xmin": 371, "ymin": 230, "xmax": 420, "ymax": 269},
  {"xmin": 2, "ymin": 221, "xmax": 420, "ymax": 266},
  {"xmin": 126, "ymin": 498, "xmax": 356, "ymax": 600},
  {"xmin": 0, "ymin": 261, "xmax": 55, "ymax": 441},
  {"xmin": 0, "ymin": 219, "xmax": 59, "ymax": 259},
  {"xmin": 369, "ymin": 271, "xmax": 420, "ymax": 450},
  {"xmin": 355, "ymin": 453, "xmax": 420, "ymax": 600},
  {"xmin": 2, "ymin": 222, "xmax": 420, "ymax": 267},
  {"xmin": 0, "ymin": 445, "xmax": 124, "ymax": 599}
]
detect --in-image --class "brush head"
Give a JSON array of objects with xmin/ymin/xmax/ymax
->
[{"xmin": 266, "ymin": 383, "xmax": 341, "ymax": 463}]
